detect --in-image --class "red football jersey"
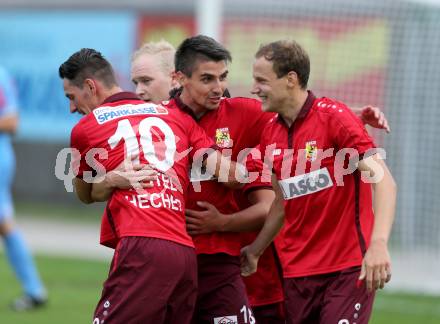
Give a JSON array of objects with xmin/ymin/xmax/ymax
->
[
  {"xmin": 260, "ymin": 91, "xmax": 376, "ymax": 278},
  {"xmin": 167, "ymin": 96, "xmax": 274, "ymax": 256},
  {"xmin": 236, "ymin": 149, "xmax": 284, "ymax": 307},
  {"xmin": 70, "ymin": 92, "xmax": 215, "ymax": 248}
]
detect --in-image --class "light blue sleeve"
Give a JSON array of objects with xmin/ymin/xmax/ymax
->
[{"xmin": 0, "ymin": 66, "xmax": 19, "ymax": 117}]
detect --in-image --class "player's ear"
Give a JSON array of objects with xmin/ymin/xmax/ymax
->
[
  {"xmin": 170, "ymin": 71, "xmax": 180, "ymax": 89},
  {"xmin": 175, "ymin": 71, "xmax": 187, "ymax": 87},
  {"xmin": 84, "ymin": 78, "xmax": 97, "ymax": 95},
  {"xmin": 286, "ymin": 71, "xmax": 298, "ymax": 88}
]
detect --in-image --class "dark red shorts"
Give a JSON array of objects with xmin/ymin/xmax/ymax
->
[
  {"xmin": 93, "ymin": 237, "xmax": 197, "ymax": 324},
  {"xmin": 192, "ymin": 253, "xmax": 253, "ymax": 324},
  {"xmin": 252, "ymin": 301, "xmax": 286, "ymax": 324},
  {"xmin": 284, "ymin": 266, "xmax": 375, "ymax": 324}
]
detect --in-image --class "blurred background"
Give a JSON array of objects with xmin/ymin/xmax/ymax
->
[{"xmin": 0, "ymin": 0, "xmax": 439, "ymax": 322}]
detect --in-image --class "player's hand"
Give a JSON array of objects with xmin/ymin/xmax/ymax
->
[
  {"xmin": 359, "ymin": 239, "xmax": 392, "ymax": 293},
  {"xmin": 240, "ymin": 245, "xmax": 259, "ymax": 277},
  {"xmin": 185, "ymin": 201, "xmax": 226, "ymax": 235},
  {"xmin": 108, "ymin": 152, "xmax": 158, "ymax": 191},
  {"xmin": 360, "ymin": 106, "xmax": 390, "ymax": 133},
  {"xmin": 105, "ymin": 152, "xmax": 157, "ymax": 191},
  {"xmin": 107, "ymin": 164, "xmax": 157, "ymax": 191}
]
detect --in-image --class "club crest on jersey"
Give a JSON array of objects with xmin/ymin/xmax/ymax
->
[
  {"xmin": 305, "ymin": 140, "xmax": 318, "ymax": 162},
  {"xmin": 215, "ymin": 127, "xmax": 232, "ymax": 148}
]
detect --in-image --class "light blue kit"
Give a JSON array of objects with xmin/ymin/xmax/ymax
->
[{"xmin": 0, "ymin": 66, "xmax": 17, "ymax": 220}]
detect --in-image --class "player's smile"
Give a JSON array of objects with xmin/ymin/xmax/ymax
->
[
  {"xmin": 177, "ymin": 60, "xmax": 228, "ymax": 114},
  {"xmin": 208, "ymin": 96, "xmax": 221, "ymax": 104}
]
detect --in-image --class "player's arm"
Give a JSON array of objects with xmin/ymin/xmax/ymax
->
[
  {"xmin": 72, "ymin": 147, "xmax": 157, "ymax": 204},
  {"xmin": 73, "ymin": 169, "xmax": 134, "ymax": 204},
  {"xmin": 70, "ymin": 123, "xmax": 97, "ymax": 205},
  {"xmin": 357, "ymin": 153, "xmax": 397, "ymax": 292},
  {"xmin": 240, "ymin": 174, "xmax": 285, "ymax": 276},
  {"xmin": 186, "ymin": 188, "xmax": 274, "ymax": 235},
  {"xmin": 90, "ymin": 164, "xmax": 157, "ymax": 202},
  {"xmin": 0, "ymin": 69, "xmax": 19, "ymax": 134},
  {"xmin": 73, "ymin": 178, "xmax": 94, "ymax": 204},
  {"xmin": 0, "ymin": 114, "xmax": 18, "ymax": 134},
  {"xmin": 203, "ymin": 150, "xmax": 247, "ymax": 189},
  {"xmin": 77, "ymin": 167, "xmax": 156, "ymax": 203},
  {"xmin": 352, "ymin": 106, "xmax": 390, "ymax": 132}
]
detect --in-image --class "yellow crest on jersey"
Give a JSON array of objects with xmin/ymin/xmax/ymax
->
[
  {"xmin": 215, "ymin": 127, "xmax": 232, "ymax": 148},
  {"xmin": 305, "ymin": 140, "xmax": 318, "ymax": 162}
]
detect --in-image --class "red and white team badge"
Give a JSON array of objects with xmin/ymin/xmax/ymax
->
[
  {"xmin": 305, "ymin": 140, "xmax": 318, "ymax": 162},
  {"xmin": 215, "ymin": 127, "xmax": 233, "ymax": 148}
]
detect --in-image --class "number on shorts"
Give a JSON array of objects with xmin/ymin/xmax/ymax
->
[{"xmin": 240, "ymin": 305, "xmax": 256, "ymax": 324}]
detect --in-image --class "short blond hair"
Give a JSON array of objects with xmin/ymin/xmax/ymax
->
[{"xmin": 132, "ymin": 40, "xmax": 175, "ymax": 74}]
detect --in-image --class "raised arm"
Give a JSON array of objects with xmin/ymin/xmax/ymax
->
[{"xmin": 352, "ymin": 106, "xmax": 390, "ymax": 133}]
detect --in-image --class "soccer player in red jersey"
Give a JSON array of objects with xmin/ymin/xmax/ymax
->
[
  {"xmin": 112, "ymin": 37, "xmax": 389, "ymax": 324},
  {"xmin": 129, "ymin": 40, "xmax": 280, "ymax": 323},
  {"xmin": 241, "ymin": 40, "xmax": 397, "ymax": 324},
  {"xmin": 59, "ymin": 48, "xmax": 246, "ymax": 324},
  {"xmin": 169, "ymin": 35, "xmax": 390, "ymax": 324},
  {"xmin": 93, "ymin": 38, "xmax": 391, "ymax": 324},
  {"xmin": 165, "ymin": 37, "xmax": 270, "ymax": 324}
]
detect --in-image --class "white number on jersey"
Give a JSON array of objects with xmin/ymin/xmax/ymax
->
[{"xmin": 108, "ymin": 117, "xmax": 177, "ymax": 172}]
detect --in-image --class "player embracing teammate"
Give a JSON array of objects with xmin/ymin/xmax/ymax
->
[
  {"xmin": 241, "ymin": 40, "xmax": 397, "ymax": 324},
  {"xmin": 60, "ymin": 48, "xmax": 246, "ymax": 323},
  {"xmin": 61, "ymin": 36, "xmax": 394, "ymax": 324}
]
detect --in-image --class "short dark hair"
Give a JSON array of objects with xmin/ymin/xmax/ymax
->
[
  {"xmin": 255, "ymin": 40, "xmax": 310, "ymax": 89},
  {"xmin": 58, "ymin": 48, "xmax": 117, "ymax": 88},
  {"xmin": 175, "ymin": 35, "xmax": 232, "ymax": 77}
]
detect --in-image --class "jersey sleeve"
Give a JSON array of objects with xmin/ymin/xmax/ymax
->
[
  {"xmin": 0, "ymin": 67, "xmax": 19, "ymax": 117},
  {"xmin": 329, "ymin": 104, "xmax": 376, "ymax": 159},
  {"xmin": 242, "ymin": 146, "xmax": 272, "ymax": 195},
  {"xmin": 70, "ymin": 122, "xmax": 92, "ymax": 179}
]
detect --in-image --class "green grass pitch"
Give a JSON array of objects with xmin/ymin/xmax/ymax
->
[{"xmin": 1, "ymin": 253, "xmax": 439, "ymax": 323}]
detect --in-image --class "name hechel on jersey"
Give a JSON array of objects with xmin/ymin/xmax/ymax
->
[{"xmin": 70, "ymin": 92, "xmax": 215, "ymax": 249}]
